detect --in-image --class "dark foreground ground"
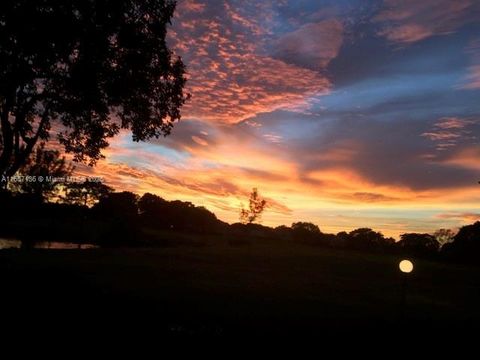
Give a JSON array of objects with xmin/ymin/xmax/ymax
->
[{"xmin": 1, "ymin": 241, "xmax": 479, "ymax": 341}]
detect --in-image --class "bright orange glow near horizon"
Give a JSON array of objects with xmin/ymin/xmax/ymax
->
[{"xmin": 76, "ymin": 0, "xmax": 480, "ymax": 239}]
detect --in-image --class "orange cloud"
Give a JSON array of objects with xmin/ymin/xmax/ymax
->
[
  {"xmin": 348, "ymin": 192, "xmax": 400, "ymax": 203},
  {"xmin": 72, "ymin": 131, "xmax": 480, "ymax": 239},
  {"xmin": 441, "ymin": 147, "xmax": 480, "ymax": 170}
]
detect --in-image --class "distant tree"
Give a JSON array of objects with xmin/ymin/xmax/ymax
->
[
  {"xmin": 9, "ymin": 143, "xmax": 74, "ymax": 201},
  {"xmin": 398, "ymin": 233, "xmax": 440, "ymax": 256},
  {"xmin": 291, "ymin": 222, "xmax": 323, "ymax": 244},
  {"xmin": 138, "ymin": 193, "xmax": 167, "ymax": 212},
  {"xmin": 138, "ymin": 192, "xmax": 221, "ymax": 234},
  {"xmin": 291, "ymin": 222, "xmax": 321, "ymax": 234},
  {"xmin": 0, "ymin": 0, "xmax": 188, "ymax": 184},
  {"xmin": 63, "ymin": 180, "xmax": 113, "ymax": 206},
  {"xmin": 434, "ymin": 228, "xmax": 456, "ymax": 248},
  {"xmin": 345, "ymin": 228, "xmax": 391, "ymax": 251},
  {"xmin": 240, "ymin": 188, "xmax": 267, "ymax": 224}
]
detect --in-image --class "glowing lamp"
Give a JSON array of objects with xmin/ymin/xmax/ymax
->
[{"xmin": 399, "ymin": 259, "xmax": 413, "ymax": 274}]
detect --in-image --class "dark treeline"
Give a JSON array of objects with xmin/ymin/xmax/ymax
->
[{"xmin": 0, "ymin": 189, "xmax": 479, "ymax": 263}]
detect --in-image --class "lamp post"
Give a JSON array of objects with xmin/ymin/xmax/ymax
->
[{"xmin": 399, "ymin": 259, "xmax": 413, "ymax": 322}]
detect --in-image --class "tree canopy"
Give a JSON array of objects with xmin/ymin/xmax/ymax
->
[
  {"xmin": 63, "ymin": 179, "xmax": 113, "ymax": 206},
  {"xmin": 0, "ymin": 0, "xmax": 188, "ymax": 181},
  {"xmin": 344, "ymin": 228, "xmax": 394, "ymax": 250},
  {"xmin": 398, "ymin": 233, "xmax": 440, "ymax": 255}
]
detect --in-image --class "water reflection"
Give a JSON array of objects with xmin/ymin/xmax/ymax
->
[{"xmin": 0, "ymin": 238, "xmax": 98, "ymax": 250}]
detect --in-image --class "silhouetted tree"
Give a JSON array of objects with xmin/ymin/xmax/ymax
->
[
  {"xmin": 434, "ymin": 228, "xmax": 456, "ymax": 248},
  {"xmin": 9, "ymin": 143, "xmax": 74, "ymax": 201},
  {"xmin": 63, "ymin": 180, "xmax": 113, "ymax": 206},
  {"xmin": 138, "ymin": 192, "xmax": 167, "ymax": 224},
  {"xmin": 442, "ymin": 222, "xmax": 480, "ymax": 260},
  {"xmin": 292, "ymin": 222, "xmax": 321, "ymax": 234},
  {"xmin": 0, "ymin": 0, "xmax": 188, "ymax": 184},
  {"xmin": 138, "ymin": 192, "xmax": 221, "ymax": 234},
  {"xmin": 189, "ymin": 205, "xmax": 220, "ymax": 233},
  {"xmin": 92, "ymin": 191, "xmax": 139, "ymax": 245},
  {"xmin": 385, "ymin": 236, "xmax": 396, "ymax": 245},
  {"xmin": 397, "ymin": 233, "xmax": 439, "ymax": 256},
  {"xmin": 291, "ymin": 222, "xmax": 324, "ymax": 245},
  {"xmin": 345, "ymin": 228, "xmax": 392, "ymax": 251},
  {"xmin": 138, "ymin": 193, "xmax": 167, "ymax": 212},
  {"xmin": 334, "ymin": 231, "xmax": 349, "ymax": 248},
  {"xmin": 240, "ymin": 188, "xmax": 267, "ymax": 224},
  {"xmin": 274, "ymin": 225, "xmax": 293, "ymax": 240},
  {"xmin": 94, "ymin": 191, "xmax": 139, "ymax": 219}
]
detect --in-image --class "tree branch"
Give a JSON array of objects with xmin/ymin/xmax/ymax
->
[{"xmin": 6, "ymin": 105, "xmax": 50, "ymax": 177}]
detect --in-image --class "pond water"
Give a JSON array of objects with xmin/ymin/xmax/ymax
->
[{"xmin": 0, "ymin": 238, "xmax": 98, "ymax": 250}]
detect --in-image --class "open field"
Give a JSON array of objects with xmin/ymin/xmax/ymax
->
[{"xmin": 1, "ymin": 240, "xmax": 479, "ymax": 338}]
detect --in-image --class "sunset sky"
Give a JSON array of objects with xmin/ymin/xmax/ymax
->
[{"xmin": 80, "ymin": 0, "xmax": 480, "ymax": 238}]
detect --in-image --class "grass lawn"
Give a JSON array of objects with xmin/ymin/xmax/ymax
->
[{"xmin": 1, "ymin": 240, "xmax": 479, "ymax": 337}]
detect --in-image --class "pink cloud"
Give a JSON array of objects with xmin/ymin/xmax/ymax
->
[
  {"xmin": 379, "ymin": 24, "xmax": 432, "ymax": 43},
  {"xmin": 374, "ymin": 0, "xmax": 477, "ymax": 44},
  {"xmin": 180, "ymin": 0, "xmax": 206, "ymax": 13},
  {"xmin": 421, "ymin": 117, "xmax": 478, "ymax": 150},
  {"xmin": 461, "ymin": 65, "xmax": 480, "ymax": 89},
  {"xmin": 273, "ymin": 19, "xmax": 344, "ymax": 69},
  {"xmin": 435, "ymin": 117, "xmax": 476, "ymax": 129},
  {"xmin": 263, "ymin": 133, "xmax": 283, "ymax": 144},
  {"xmin": 169, "ymin": 0, "xmax": 335, "ymax": 123},
  {"xmin": 458, "ymin": 39, "xmax": 480, "ymax": 89},
  {"xmin": 191, "ymin": 135, "xmax": 209, "ymax": 146},
  {"xmin": 421, "ymin": 132, "xmax": 461, "ymax": 141}
]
